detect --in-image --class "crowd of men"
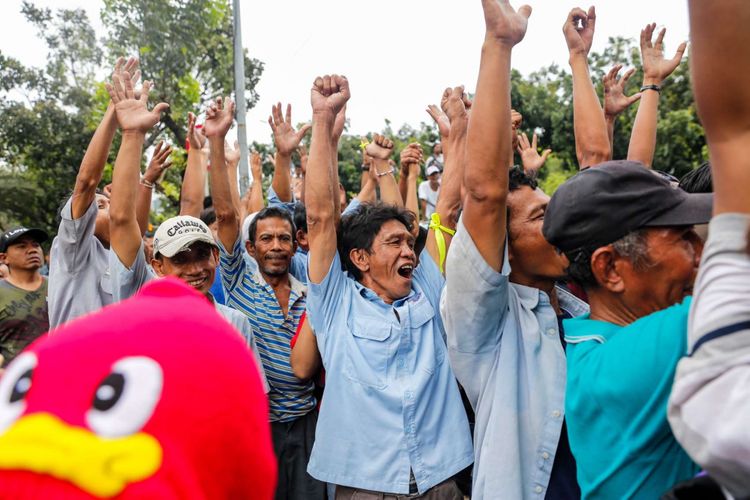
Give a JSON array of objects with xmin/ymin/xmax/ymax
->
[{"xmin": 1, "ymin": 0, "xmax": 749, "ymax": 498}]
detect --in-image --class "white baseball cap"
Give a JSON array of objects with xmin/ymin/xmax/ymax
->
[
  {"xmin": 426, "ymin": 165, "xmax": 440, "ymax": 177},
  {"xmin": 153, "ymin": 215, "xmax": 217, "ymax": 258}
]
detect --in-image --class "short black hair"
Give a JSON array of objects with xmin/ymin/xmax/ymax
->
[
  {"xmin": 338, "ymin": 202, "xmax": 415, "ymax": 280},
  {"xmin": 293, "ymin": 203, "xmax": 307, "ymax": 234},
  {"xmin": 247, "ymin": 206, "xmax": 296, "ymax": 245},
  {"xmin": 506, "ymin": 166, "xmax": 539, "ymax": 237},
  {"xmin": 508, "ymin": 165, "xmax": 538, "ymax": 192},
  {"xmin": 679, "ymin": 162, "xmax": 713, "ymax": 194},
  {"xmin": 200, "ymin": 207, "xmax": 216, "ymax": 226}
]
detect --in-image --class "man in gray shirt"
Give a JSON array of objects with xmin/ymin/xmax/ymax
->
[
  {"xmin": 103, "ymin": 71, "xmax": 267, "ymax": 391},
  {"xmin": 49, "ymin": 57, "xmax": 164, "ymax": 328}
]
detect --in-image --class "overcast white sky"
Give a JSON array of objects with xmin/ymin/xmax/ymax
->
[{"xmin": 1, "ymin": 0, "xmax": 690, "ymax": 142}]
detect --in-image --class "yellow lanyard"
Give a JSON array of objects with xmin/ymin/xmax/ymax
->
[{"xmin": 429, "ymin": 212, "xmax": 456, "ymax": 273}]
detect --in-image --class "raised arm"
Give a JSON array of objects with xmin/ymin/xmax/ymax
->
[
  {"xmin": 400, "ymin": 144, "xmax": 423, "ymax": 219},
  {"xmin": 137, "ymin": 140, "xmax": 172, "ymax": 232},
  {"xmin": 627, "ymin": 24, "xmax": 686, "ymax": 167},
  {"xmin": 463, "ymin": 0, "xmax": 530, "ymax": 271},
  {"xmin": 603, "ymin": 65, "xmax": 641, "ymax": 158},
  {"xmin": 225, "ymin": 140, "xmax": 243, "ymax": 213},
  {"xmin": 245, "ymin": 150, "xmax": 265, "ymax": 216},
  {"xmin": 426, "ymin": 86, "xmax": 470, "ymax": 271},
  {"xmin": 71, "ymin": 57, "xmax": 139, "ymax": 218},
  {"xmin": 365, "ymin": 134, "xmax": 401, "ymax": 207},
  {"xmin": 564, "ymin": 7, "xmax": 610, "ymax": 169},
  {"xmin": 180, "ymin": 112, "xmax": 208, "ymax": 217},
  {"xmin": 331, "ymin": 105, "xmax": 347, "ymax": 217},
  {"xmin": 306, "ymin": 75, "xmax": 350, "ymax": 284},
  {"xmin": 355, "ymin": 162, "xmax": 377, "ymax": 205},
  {"xmin": 269, "ymin": 103, "xmax": 311, "ymax": 202},
  {"xmin": 204, "ymin": 97, "xmax": 239, "ymax": 250},
  {"xmin": 107, "ymin": 72, "xmax": 168, "ymax": 268}
]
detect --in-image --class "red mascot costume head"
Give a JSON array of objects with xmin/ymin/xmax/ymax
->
[{"xmin": 0, "ymin": 278, "xmax": 276, "ymax": 499}]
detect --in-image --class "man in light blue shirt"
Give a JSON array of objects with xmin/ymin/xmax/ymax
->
[
  {"xmin": 440, "ymin": 3, "xmax": 585, "ymax": 498},
  {"xmin": 304, "ymin": 76, "xmax": 472, "ymax": 497}
]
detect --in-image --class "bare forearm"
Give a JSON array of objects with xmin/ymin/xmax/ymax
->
[
  {"xmin": 426, "ymin": 136, "xmax": 463, "ymax": 266},
  {"xmin": 627, "ymin": 85, "xmax": 659, "ymax": 167},
  {"xmin": 463, "ymin": 40, "xmax": 513, "ymax": 271},
  {"xmin": 374, "ymin": 160, "xmax": 402, "ymax": 207},
  {"xmin": 272, "ymin": 153, "xmax": 293, "ymax": 202},
  {"xmin": 330, "ymin": 139, "xmax": 341, "ymax": 215},
  {"xmin": 306, "ymin": 113, "xmax": 338, "ymax": 284},
  {"xmin": 227, "ymin": 160, "xmax": 243, "ymax": 216},
  {"xmin": 689, "ymin": 0, "xmax": 750, "ymax": 213},
  {"xmin": 571, "ymin": 54, "xmax": 610, "ymax": 168},
  {"xmin": 290, "ymin": 321, "xmax": 322, "ymax": 381},
  {"xmin": 405, "ymin": 172, "xmax": 420, "ymax": 222},
  {"xmin": 357, "ymin": 178, "xmax": 376, "ymax": 204},
  {"xmin": 135, "ymin": 184, "xmax": 152, "ymax": 235},
  {"xmin": 208, "ymin": 137, "xmax": 239, "ymax": 249},
  {"xmin": 465, "ymin": 41, "xmax": 513, "ymax": 198},
  {"xmin": 248, "ymin": 176, "xmax": 264, "ymax": 214},
  {"xmin": 398, "ymin": 168, "xmax": 409, "ymax": 205},
  {"xmin": 72, "ymin": 105, "xmax": 118, "ymax": 218},
  {"xmin": 606, "ymin": 115, "xmax": 616, "ymax": 160},
  {"xmin": 180, "ymin": 149, "xmax": 207, "ymax": 217},
  {"xmin": 110, "ymin": 132, "xmax": 146, "ymax": 268}
]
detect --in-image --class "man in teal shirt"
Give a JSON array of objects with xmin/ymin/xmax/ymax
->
[{"xmin": 542, "ymin": 162, "xmax": 712, "ymax": 498}]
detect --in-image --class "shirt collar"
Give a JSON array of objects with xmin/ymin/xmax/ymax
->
[
  {"xmin": 563, "ymin": 315, "xmax": 621, "ymax": 345},
  {"xmin": 351, "ymin": 274, "xmax": 416, "ymax": 307},
  {"xmin": 252, "ymin": 268, "xmax": 307, "ymax": 299},
  {"xmin": 555, "ymin": 284, "xmax": 590, "ymax": 317}
]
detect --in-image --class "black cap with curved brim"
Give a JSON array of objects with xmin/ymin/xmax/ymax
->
[
  {"xmin": 0, "ymin": 227, "xmax": 49, "ymax": 252},
  {"xmin": 542, "ymin": 161, "xmax": 713, "ymax": 254}
]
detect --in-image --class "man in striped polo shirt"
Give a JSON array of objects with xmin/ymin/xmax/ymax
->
[{"xmin": 205, "ymin": 97, "xmax": 324, "ymax": 500}]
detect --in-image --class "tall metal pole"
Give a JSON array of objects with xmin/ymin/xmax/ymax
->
[{"xmin": 233, "ymin": 0, "xmax": 250, "ymax": 194}]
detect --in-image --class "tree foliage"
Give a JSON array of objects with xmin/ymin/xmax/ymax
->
[{"xmin": 0, "ymin": 0, "xmax": 264, "ymax": 235}]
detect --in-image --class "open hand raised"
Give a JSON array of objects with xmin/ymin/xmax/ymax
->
[
  {"xmin": 640, "ymin": 24, "xmax": 687, "ymax": 85},
  {"xmin": 106, "ymin": 71, "xmax": 168, "ymax": 133},
  {"xmin": 603, "ymin": 65, "xmax": 641, "ymax": 117},
  {"xmin": 269, "ymin": 103, "xmax": 311, "ymax": 156}
]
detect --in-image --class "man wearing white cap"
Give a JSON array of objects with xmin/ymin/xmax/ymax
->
[
  {"xmin": 418, "ymin": 165, "xmax": 441, "ymax": 221},
  {"xmin": 103, "ymin": 74, "xmax": 267, "ymax": 391}
]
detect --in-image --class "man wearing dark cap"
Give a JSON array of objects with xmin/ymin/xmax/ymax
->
[
  {"xmin": 542, "ymin": 160, "xmax": 712, "ymax": 499},
  {"xmin": 0, "ymin": 227, "xmax": 49, "ymax": 366}
]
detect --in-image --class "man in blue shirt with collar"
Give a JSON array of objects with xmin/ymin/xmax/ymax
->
[
  {"xmin": 542, "ymin": 161, "xmax": 712, "ymax": 498},
  {"xmin": 303, "ymin": 75, "xmax": 472, "ymax": 498},
  {"xmin": 440, "ymin": 2, "xmax": 587, "ymax": 498}
]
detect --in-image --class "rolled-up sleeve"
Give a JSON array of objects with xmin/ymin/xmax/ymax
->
[{"xmin": 440, "ymin": 218, "xmax": 509, "ymax": 406}]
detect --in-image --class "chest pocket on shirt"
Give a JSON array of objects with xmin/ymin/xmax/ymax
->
[
  {"xmin": 100, "ymin": 269, "xmax": 112, "ymax": 297},
  {"xmin": 345, "ymin": 316, "xmax": 392, "ymax": 390},
  {"xmin": 409, "ymin": 297, "xmax": 445, "ymax": 375}
]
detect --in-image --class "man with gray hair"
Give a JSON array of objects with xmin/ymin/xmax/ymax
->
[{"xmin": 542, "ymin": 160, "xmax": 712, "ymax": 498}]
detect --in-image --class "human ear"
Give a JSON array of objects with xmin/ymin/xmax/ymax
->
[
  {"xmin": 349, "ymin": 248, "xmax": 370, "ymax": 273},
  {"xmin": 590, "ymin": 246, "xmax": 626, "ymax": 293}
]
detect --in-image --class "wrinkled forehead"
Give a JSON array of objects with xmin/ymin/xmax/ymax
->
[
  {"xmin": 255, "ymin": 216, "xmax": 294, "ymax": 236},
  {"xmin": 375, "ymin": 219, "xmax": 413, "ymax": 241},
  {"xmin": 508, "ymin": 186, "xmax": 550, "ymax": 216}
]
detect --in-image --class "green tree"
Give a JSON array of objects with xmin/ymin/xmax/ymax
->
[{"xmin": 0, "ymin": 0, "xmax": 264, "ymax": 234}]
